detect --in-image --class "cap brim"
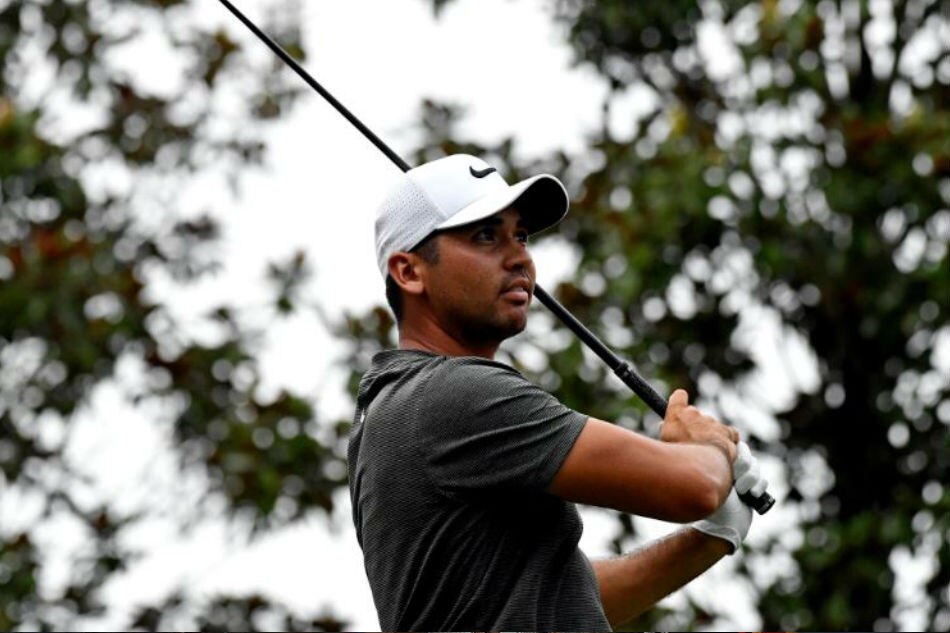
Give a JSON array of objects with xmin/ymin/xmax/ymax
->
[{"xmin": 434, "ymin": 174, "xmax": 570, "ymax": 235}]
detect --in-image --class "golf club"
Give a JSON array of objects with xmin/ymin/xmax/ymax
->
[{"xmin": 217, "ymin": 0, "xmax": 775, "ymax": 515}]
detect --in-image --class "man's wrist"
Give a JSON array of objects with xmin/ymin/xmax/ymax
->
[
  {"xmin": 690, "ymin": 523, "xmax": 739, "ymax": 554},
  {"xmin": 688, "ymin": 526, "xmax": 735, "ymax": 555}
]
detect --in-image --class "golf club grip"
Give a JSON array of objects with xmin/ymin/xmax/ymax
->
[{"xmin": 533, "ymin": 286, "xmax": 775, "ymax": 515}]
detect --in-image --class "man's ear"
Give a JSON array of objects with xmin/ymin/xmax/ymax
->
[{"xmin": 388, "ymin": 252, "xmax": 426, "ymax": 296}]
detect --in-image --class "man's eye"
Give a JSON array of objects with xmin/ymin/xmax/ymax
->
[
  {"xmin": 516, "ymin": 231, "xmax": 529, "ymax": 244},
  {"xmin": 474, "ymin": 228, "xmax": 494, "ymax": 241}
]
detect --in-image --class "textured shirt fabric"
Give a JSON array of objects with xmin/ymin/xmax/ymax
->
[{"xmin": 348, "ymin": 349, "xmax": 609, "ymax": 631}]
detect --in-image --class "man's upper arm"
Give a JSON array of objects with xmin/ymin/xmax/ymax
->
[{"xmin": 547, "ymin": 418, "xmax": 728, "ymax": 523}]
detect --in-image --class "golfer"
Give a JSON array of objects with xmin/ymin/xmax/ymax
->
[{"xmin": 348, "ymin": 154, "xmax": 768, "ymax": 631}]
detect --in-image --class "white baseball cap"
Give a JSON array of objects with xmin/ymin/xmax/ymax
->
[{"xmin": 374, "ymin": 154, "xmax": 570, "ymax": 278}]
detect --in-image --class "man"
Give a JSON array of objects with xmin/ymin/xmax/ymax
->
[{"xmin": 348, "ymin": 154, "xmax": 769, "ymax": 631}]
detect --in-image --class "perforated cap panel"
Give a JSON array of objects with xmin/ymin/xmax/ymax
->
[{"xmin": 374, "ymin": 177, "xmax": 443, "ymax": 278}]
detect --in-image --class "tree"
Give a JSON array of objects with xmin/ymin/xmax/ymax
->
[
  {"xmin": 1, "ymin": 0, "xmax": 347, "ymax": 629},
  {"xmin": 340, "ymin": 0, "xmax": 950, "ymax": 629}
]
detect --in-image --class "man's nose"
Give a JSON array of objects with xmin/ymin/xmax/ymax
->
[{"xmin": 503, "ymin": 236, "xmax": 532, "ymax": 272}]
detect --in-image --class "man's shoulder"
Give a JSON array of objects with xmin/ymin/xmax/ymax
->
[
  {"xmin": 360, "ymin": 350, "xmax": 533, "ymax": 414},
  {"xmin": 369, "ymin": 349, "xmax": 523, "ymax": 380},
  {"xmin": 427, "ymin": 354, "xmax": 526, "ymax": 388}
]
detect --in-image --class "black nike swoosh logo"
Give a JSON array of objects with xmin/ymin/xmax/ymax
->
[{"xmin": 470, "ymin": 166, "xmax": 497, "ymax": 179}]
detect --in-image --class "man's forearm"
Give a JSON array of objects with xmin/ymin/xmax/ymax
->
[{"xmin": 592, "ymin": 527, "xmax": 731, "ymax": 628}]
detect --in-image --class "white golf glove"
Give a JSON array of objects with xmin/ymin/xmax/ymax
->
[
  {"xmin": 733, "ymin": 441, "xmax": 769, "ymax": 499},
  {"xmin": 692, "ymin": 488, "xmax": 752, "ymax": 553},
  {"xmin": 692, "ymin": 441, "xmax": 768, "ymax": 553}
]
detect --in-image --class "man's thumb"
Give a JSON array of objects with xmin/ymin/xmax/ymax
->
[{"xmin": 667, "ymin": 389, "xmax": 689, "ymax": 416}]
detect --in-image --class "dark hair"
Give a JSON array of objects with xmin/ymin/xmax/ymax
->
[{"xmin": 385, "ymin": 234, "xmax": 440, "ymax": 322}]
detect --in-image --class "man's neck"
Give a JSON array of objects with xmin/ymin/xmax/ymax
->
[{"xmin": 398, "ymin": 321, "xmax": 498, "ymax": 360}]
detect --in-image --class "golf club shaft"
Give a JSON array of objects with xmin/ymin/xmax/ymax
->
[
  {"xmin": 217, "ymin": 0, "xmax": 411, "ymax": 173},
  {"xmin": 218, "ymin": 0, "xmax": 774, "ymax": 516}
]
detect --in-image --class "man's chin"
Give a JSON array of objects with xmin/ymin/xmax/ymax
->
[
  {"xmin": 462, "ymin": 314, "xmax": 527, "ymax": 345},
  {"xmin": 497, "ymin": 301, "xmax": 530, "ymax": 329},
  {"xmin": 495, "ymin": 314, "xmax": 528, "ymax": 340}
]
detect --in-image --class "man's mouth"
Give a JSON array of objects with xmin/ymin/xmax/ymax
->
[{"xmin": 501, "ymin": 278, "xmax": 533, "ymax": 303}]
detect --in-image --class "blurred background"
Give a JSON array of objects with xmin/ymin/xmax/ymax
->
[{"xmin": 1, "ymin": 0, "xmax": 948, "ymax": 630}]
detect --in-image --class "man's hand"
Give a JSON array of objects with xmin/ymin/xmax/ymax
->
[
  {"xmin": 660, "ymin": 389, "xmax": 739, "ymax": 465},
  {"xmin": 733, "ymin": 441, "xmax": 770, "ymax": 499},
  {"xmin": 691, "ymin": 442, "xmax": 770, "ymax": 552}
]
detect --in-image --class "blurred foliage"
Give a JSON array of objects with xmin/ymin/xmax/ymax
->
[
  {"xmin": 1, "ymin": 0, "xmax": 345, "ymax": 630},
  {"xmin": 337, "ymin": 0, "xmax": 950, "ymax": 629},
  {"xmin": 129, "ymin": 592, "xmax": 346, "ymax": 632}
]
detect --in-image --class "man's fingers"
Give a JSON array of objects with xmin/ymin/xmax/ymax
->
[
  {"xmin": 733, "ymin": 442, "xmax": 753, "ymax": 478},
  {"xmin": 750, "ymin": 478, "xmax": 768, "ymax": 498},
  {"xmin": 734, "ymin": 441, "xmax": 771, "ymax": 499},
  {"xmin": 727, "ymin": 441, "xmax": 737, "ymax": 463},
  {"xmin": 735, "ymin": 461, "xmax": 761, "ymax": 494},
  {"xmin": 718, "ymin": 439, "xmax": 738, "ymax": 464}
]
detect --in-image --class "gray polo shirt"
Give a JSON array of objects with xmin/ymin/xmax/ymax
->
[{"xmin": 348, "ymin": 349, "xmax": 609, "ymax": 631}]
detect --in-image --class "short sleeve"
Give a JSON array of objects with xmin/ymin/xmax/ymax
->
[{"xmin": 415, "ymin": 358, "xmax": 588, "ymax": 498}]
